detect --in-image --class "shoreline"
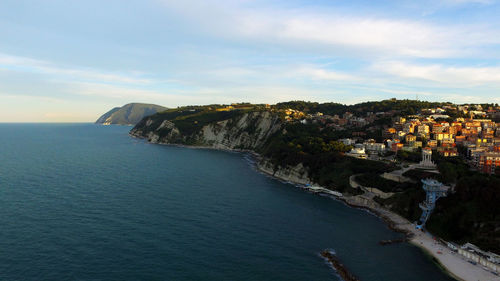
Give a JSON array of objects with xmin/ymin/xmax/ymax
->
[
  {"xmin": 258, "ymin": 160, "xmax": 499, "ymax": 281},
  {"xmin": 130, "ymin": 134, "xmax": 499, "ymax": 281}
]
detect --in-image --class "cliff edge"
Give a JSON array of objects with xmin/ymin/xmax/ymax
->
[{"xmin": 130, "ymin": 109, "xmax": 282, "ymax": 150}]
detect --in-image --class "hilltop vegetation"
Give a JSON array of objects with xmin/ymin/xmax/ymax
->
[
  {"xmin": 133, "ymin": 104, "xmax": 269, "ymax": 143},
  {"xmin": 96, "ymin": 103, "xmax": 168, "ymax": 125},
  {"xmin": 274, "ymin": 99, "xmax": 454, "ymax": 117}
]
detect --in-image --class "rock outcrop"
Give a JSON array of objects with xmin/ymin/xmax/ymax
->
[
  {"xmin": 257, "ymin": 160, "xmax": 312, "ymax": 185},
  {"xmin": 130, "ymin": 111, "xmax": 282, "ymax": 150},
  {"xmin": 130, "ymin": 110, "xmax": 318, "ymax": 185}
]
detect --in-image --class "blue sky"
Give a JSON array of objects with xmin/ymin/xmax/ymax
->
[{"xmin": 1, "ymin": 0, "xmax": 500, "ymax": 122}]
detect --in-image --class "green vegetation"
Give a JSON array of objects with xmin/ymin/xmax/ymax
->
[
  {"xmin": 172, "ymin": 110, "xmax": 246, "ymax": 135},
  {"xmin": 96, "ymin": 103, "xmax": 167, "ymax": 125},
  {"xmin": 374, "ymin": 188, "xmax": 426, "ymax": 222},
  {"xmin": 273, "ymin": 99, "xmax": 454, "ymax": 117},
  {"xmin": 402, "ymin": 169, "xmax": 439, "ymax": 181},
  {"xmin": 427, "ymin": 163, "xmax": 500, "ymax": 253},
  {"xmin": 259, "ymin": 122, "xmax": 396, "ymax": 193},
  {"xmin": 396, "ymin": 149, "xmax": 422, "ymax": 163},
  {"xmin": 356, "ymin": 173, "xmax": 418, "ymax": 193}
]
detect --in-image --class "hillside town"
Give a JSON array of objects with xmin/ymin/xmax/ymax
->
[
  {"xmin": 280, "ymin": 103, "xmax": 500, "ymax": 175},
  {"xmin": 276, "ymin": 102, "xmax": 500, "ymax": 276}
]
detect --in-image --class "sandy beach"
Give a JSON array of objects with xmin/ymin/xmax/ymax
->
[{"xmin": 342, "ymin": 194, "xmax": 500, "ymax": 281}]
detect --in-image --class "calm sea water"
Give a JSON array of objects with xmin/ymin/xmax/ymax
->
[{"xmin": 0, "ymin": 124, "xmax": 454, "ymax": 281}]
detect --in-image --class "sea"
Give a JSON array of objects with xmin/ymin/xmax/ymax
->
[{"xmin": 0, "ymin": 123, "xmax": 455, "ymax": 281}]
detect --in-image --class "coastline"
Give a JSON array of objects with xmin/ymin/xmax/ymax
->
[
  {"xmin": 255, "ymin": 156, "xmax": 500, "ymax": 281},
  {"xmin": 130, "ymin": 134, "xmax": 499, "ymax": 281}
]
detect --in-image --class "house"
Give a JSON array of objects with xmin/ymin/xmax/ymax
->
[
  {"xmin": 434, "ymin": 132, "xmax": 454, "ymax": 141},
  {"xmin": 477, "ymin": 152, "xmax": 500, "ymax": 174},
  {"xmin": 216, "ymin": 105, "xmax": 234, "ymax": 111},
  {"xmin": 383, "ymin": 128, "xmax": 397, "ymax": 138},
  {"xmin": 346, "ymin": 144, "xmax": 367, "ymax": 159},
  {"xmin": 427, "ymin": 140, "xmax": 438, "ymax": 148},
  {"xmin": 364, "ymin": 141, "xmax": 386, "ymax": 153},
  {"xmin": 391, "ymin": 142, "xmax": 404, "ymax": 152},
  {"xmin": 458, "ymin": 243, "xmax": 500, "ymax": 273},
  {"xmin": 439, "ymin": 149, "xmax": 458, "ymax": 157},
  {"xmin": 432, "ymin": 124, "xmax": 444, "ymax": 133},
  {"xmin": 339, "ymin": 138, "xmax": 356, "ymax": 146},
  {"xmin": 405, "ymin": 134, "xmax": 417, "ymax": 144}
]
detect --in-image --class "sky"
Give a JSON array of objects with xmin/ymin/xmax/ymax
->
[{"xmin": 1, "ymin": 0, "xmax": 500, "ymax": 122}]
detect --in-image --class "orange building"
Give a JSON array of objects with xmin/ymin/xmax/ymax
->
[
  {"xmin": 455, "ymin": 135, "xmax": 466, "ymax": 144},
  {"xmin": 392, "ymin": 142, "xmax": 404, "ymax": 152},
  {"xmin": 440, "ymin": 150, "xmax": 458, "ymax": 157},
  {"xmin": 427, "ymin": 140, "xmax": 438, "ymax": 148},
  {"xmin": 478, "ymin": 152, "xmax": 500, "ymax": 174},
  {"xmin": 432, "ymin": 124, "xmax": 444, "ymax": 133}
]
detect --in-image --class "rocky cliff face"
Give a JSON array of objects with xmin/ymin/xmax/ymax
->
[
  {"xmin": 257, "ymin": 159, "xmax": 312, "ymax": 185},
  {"xmin": 130, "ymin": 111, "xmax": 282, "ymax": 150},
  {"xmin": 130, "ymin": 110, "xmax": 324, "ymax": 186}
]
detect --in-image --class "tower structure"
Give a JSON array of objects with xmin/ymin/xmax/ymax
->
[{"xmin": 416, "ymin": 179, "xmax": 449, "ymax": 229}]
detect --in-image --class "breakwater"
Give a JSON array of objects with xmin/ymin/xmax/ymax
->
[{"xmin": 320, "ymin": 250, "xmax": 360, "ymax": 281}]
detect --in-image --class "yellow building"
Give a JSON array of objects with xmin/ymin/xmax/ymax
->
[
  {"xmin": 216, "ymin": 106, "xmax": 234, "ymax": 112},
  {"xmin": 405, "ymin": 134, "xmax": 417, "ymax": 143}
]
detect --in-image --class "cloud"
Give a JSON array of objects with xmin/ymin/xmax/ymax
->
[
  {"xmin": 441, "ymin": 0, "xmax": 494, "ymax": 5},
  {"xmin": 373, "ymin": 61, "xmax": 500, "ymax": 85},
  {"xmin": 72, "ymin": 82, "xmax": 168, "ymax": 100},
  {"xmin": 0, "ymin": 54, "xmax": 46, "ymax": 66},
  {"xmin": 0, "ymin": 53, "xmax": 151, "ymax": 84},
  {"xmin": 72, "ymin": 79, "xmax": 355, "ymax": 105},
  {"xmin": 440, "ymin": 93, "xmax": 500, "ymax": 103},
  {"xmin": 0, "ymin": 92, "xmax": 66, "ymax": 103},
  {"xmin": 160, "ymin": 1, "xmax": 500, "ymax": 59},
  {"xmin": 292, "ymin": 66, "xmax": 356, "ymax": 81}
]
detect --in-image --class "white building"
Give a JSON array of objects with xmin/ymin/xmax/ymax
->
[
  {"xmin": 364, "ymin": 142, "xmax": 386, "ymax": 153},
  {"xmin": 430, "ymin": 114, "xmax": 450, "ymax": 120},
  {"xmin": 339, "ymin": 138, "xmax": 356, "ymax": 146},
  {"xmin": 419, "ymin": 147, "xmax": 436, "ymax": 168},
  {"xmin": 346, "ymin": 144, "xmax": 367, "ymax": 159},
  {"xmin": 457, "ymin": 243, "xmax": 499, "ymax": 273}
]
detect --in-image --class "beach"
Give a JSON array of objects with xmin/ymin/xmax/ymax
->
[{"xmin": 341, "ymin": 193, "xmax": 500, "ymax": 281}]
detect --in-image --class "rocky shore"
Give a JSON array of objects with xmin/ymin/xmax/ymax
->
[{"xmin": 320, "ymin": 249, "xmax": 360, "ymax": 281}]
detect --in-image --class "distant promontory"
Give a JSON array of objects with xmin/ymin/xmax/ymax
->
[{"xmin": 95, "ymin": 103, "xmax": 167, "ymax": 125}]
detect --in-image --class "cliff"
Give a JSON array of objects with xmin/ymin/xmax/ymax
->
[
  {"xmin": 130, "ymin": 110, "xmax": 283, "ymax": 150},
  {"xmin": 96, "ymin": 103, "xmax": 167, "ymax": 125},
  {"xmin": 129, "ymin": 107, "xmax": 375, "ymax": 193},
  {"xmin": 257, "ymin": 159, "xmax": 312, "ymax": 185}
]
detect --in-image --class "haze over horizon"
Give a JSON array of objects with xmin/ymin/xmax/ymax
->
[{"xmin": 1, "ymin": 0, "xmax": 500, "ymax": 122}]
